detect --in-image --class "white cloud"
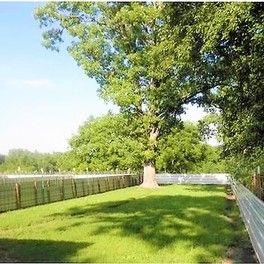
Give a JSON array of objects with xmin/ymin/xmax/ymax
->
[
  {"xmin": 6, "ymin": 78, "xmax": 55, "ymax": 89},
  {"xmin": 21, "ymin": 79, "xmax": 53, "ymax": 88}
]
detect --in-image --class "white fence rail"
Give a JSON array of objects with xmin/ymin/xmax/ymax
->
[
  {"xmin": 156, "ymin": 173, "xmax": 230, "ymax": 185},
  {"xmin": 1, "ymin": 173, "xmax": 131, "ymax": 181},
  {"xmin": 231, "ymin": 179, "xmax": 264, "ymax": 263}
]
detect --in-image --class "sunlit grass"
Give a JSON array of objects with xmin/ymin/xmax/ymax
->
[{"xmin": 0, "ymin": 185, "xmax": 237, "ymax": 262}]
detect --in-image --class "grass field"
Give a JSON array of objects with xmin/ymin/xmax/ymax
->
[{"xmin": 0, "ymin": 185, "xmax": 253, "ymax": 263}]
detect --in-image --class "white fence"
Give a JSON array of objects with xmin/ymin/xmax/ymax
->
[
  {"xmin": 156, "ymin": 173, "xmax": 230, "ymax": 185},
  {"xmin": 231, "ymin": 178, "xmax": 264, "ymax": 263},
  {"xmin": 1, "ymin": 172, "xmax": 263, "ymax": 262},
  {"xmin": 1, "ymin": 173, "xmax": 131, "ymax": 181}
]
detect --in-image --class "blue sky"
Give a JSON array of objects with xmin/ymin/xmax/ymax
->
[{"xmin": 0, "ymin": 2, "xmax": 207, "ymax": 155}]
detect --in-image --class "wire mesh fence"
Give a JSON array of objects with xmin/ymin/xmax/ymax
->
[{"xmin": 0, "ymin": 174, "xmax": 143, "ymax": 213}]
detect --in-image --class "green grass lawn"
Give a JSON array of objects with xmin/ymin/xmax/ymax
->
[{"xmin": 0, "ymin": 185, "xmax": 246, "ymax": 263}]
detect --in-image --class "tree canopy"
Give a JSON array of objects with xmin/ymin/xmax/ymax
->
[
  {"xmin": 34, "ymin": 2, "xmax": 264, "ymax": 184},
  {"xmin": 67, "ymin": 114, "xmax": 143, "ymax": 172},
  {"xmin": 190, "ymin": 3, "xmax": 264, "ymax": 156},
  {"xmin": 62, "ymin": 115, "xmax": 228, "ymax": 174},
  {"xmin": 0, "ymin": 116, "xmax": 226, "ymax": 175},
  {"xmin": 35, "ymin": 2, "xmax": 216, "ymax": 187}
]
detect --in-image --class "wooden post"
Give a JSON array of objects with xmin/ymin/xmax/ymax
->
[
  {"xmin": 15, "ymin": 183, "xmax": 21, "ymax": 209},
  {"xmin": 122, "ymin": 176, "xmax": 125, "ymax": 188},
  {"xmin": 46, "ymin": 180, "xmax": 51, "ymax": 203},
  {"xmin": 71, "ymin": 178, "xmax": 74, "ymax": 197},
  {"xmin": 113, "ymin": 177, "xmax": 116, "ymax": 190},
  {"xmin": 82, "ymin": 180, "xmax": 85, "ymax": 196},
  {"xmin": 107, "ymin": 177, "xmax": 110, "ymax": 191},
  {"xmin": 257, "ymin": 166, "xmax": 262, "ymax": 199},
  {"xmin": 34, "ymin": 181, "xmax": 38, "ymax": 205},
  {"xmin": 117, "ymin": 176, "xmax": 120, "ymax": 189},
  {"xmin": 71, "ymin": 178, "xmax": 77, "ymax": 198},
  {"xmin": 252, "ymin": 169, "xmax": 261, "ymax": 198},
  {"xmin": 87, "ymin": 180, "xmax": 90, "ymax": 196},
  {"xmin": 74, "ymin": 179, "xmax": 77, "ymax": 197},
  {"xmin": 98, "ymin": 179, "xmax": 101, "ymax": 193},
  {"xmin": 41, "ymin": 180, "xmax": 45, "ymax": 204},
  {"xmin": 61, "ymin": 178, "xmax": 65, "ymax": 200},
  {"xmin": 91, "ymin": 179, "xmax": 95, "ymax": 194}
]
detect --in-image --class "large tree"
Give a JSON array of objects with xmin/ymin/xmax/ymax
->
[
  {"xmin": 35, "ymin": 2, "xmax": 208, "ymax": 187},
  {"xmin": 190, "ymin": 3, "xmax": 264, "ymax": 156}
]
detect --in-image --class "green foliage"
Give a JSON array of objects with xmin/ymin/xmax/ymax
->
[
  {"xmin": 32, "ymin": 2, "xmax": 264, "ymax": 177},
  {"xmin": 0, "ymin": 149, "xmax": 61, "ymax": 174},
  {"xmin": 62, "ymin": 114, "xmax": 143, "ymax": 172},
  {"xmin": 190, "ymin": 3, "xmax": 264, "ymax": 156},
  {"xmin": 0, "ymin": 115, "xmax": 226, "ymax": 174},
  {"xmin": 157, "ymin": 123, "xmax": 227, "ymax": 173},
  {"xmin": 56, "ymin": 151, "xmax": 80, "ymax": 173},
  {"xmin": 0, "ymin": 154, "xmax": 5, "ymax": 165},
  {"xmin": 226, "ymin": 148, "xmax": 264, "ymax": 187},
  {"xmin": 62, "ymin": 115, "xmax": 226, "ymax": 173},
  {"xmin": 194, "ymin": 146, "xmax": 227, "ymax": 173},
  {"xmin": 198, "ymin": 113, "xmax": 222, "ymax": 142},
  {"xmin": 157, "ymin": 123, "xmax": 205, "ymax": 172},
  {"xmin": 34, "ymin": 3, "xmax": 214, "ymax": 165},
  {"xmin": 184, "ymin": 3, "xmax": 264, "ymax": 183}
]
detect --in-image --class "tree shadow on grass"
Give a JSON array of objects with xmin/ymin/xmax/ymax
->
[
  {"xmin": 50, "ymin": 187, "xmax": 233, "ymax": 262},
  {"xmin": 184, "ymin": 185, "xmax": 226, "ymax": 192},
  {"xmin": 0, "ymin": 238, "xmax": 92, "ymax": 263}
]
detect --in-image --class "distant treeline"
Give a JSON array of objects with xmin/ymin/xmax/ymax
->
[
  {"xmin": 0, "ymin": 114, "xmax": 227, "ymax": 174},
  {"xmin": 0, "ymin": 150, "xmax": 61, "ymax": 174}
]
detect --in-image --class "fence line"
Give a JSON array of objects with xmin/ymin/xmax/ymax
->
[
  {"xmin": 156, "ymin": 173, "xmax": 264, "ymax": 263},
  {"xmin": 0, "ymin": 174, "xmax": 142, "ymax": 213},
  {"xmin": 156, "ymin": 173, "xmax": 229, "ymax": 185},
  {"xmin": 1, "ymin": 173, "xmax": 132, "ymax": 180},
  {"xmin": 1, "ymin": 172, "xmax": 264, "ymax": 263},
  {"xmin": 230, "ymin": 178, "xmax": 264, "ymax": 263}
]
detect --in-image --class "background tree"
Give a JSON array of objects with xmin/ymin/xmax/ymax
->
[
  {"xmin": 61, "ymin": 115, "xmax": 225, "ymax": 174},
  {"xmin": 158, "ymin": 2, "xmax": 263, "ymax": 182},
  {"xmin": 0, "ymin": 149, "xmax": 61, "ymax": 174},
  {"xmin": 66, "ymin": 114, "xmax": 143, "ymax": 172},
  {"xmin": 35, "ymin": 2, "xmax": 212, "ymax": 187},
  {"xmin": 0, "ymin": 154, "xmax": 5, "ymax": 165},
  {"xmin": 190, "ymin": 3, "xmax": 264, "ymax": 157},
  {"xmin": 0, "ymin": 118, "xmax": 226, "ymax": 175},
  {"xmin": 157, "ymin": 123, "xmax": 206, "ymax": 173},
  {"xmin": 156, "ymin": 122, "xmax": 226, "ymax": 173},
  {"xmin": 57, "ymin": 151, "xmax": 80, "ymax": 173}
]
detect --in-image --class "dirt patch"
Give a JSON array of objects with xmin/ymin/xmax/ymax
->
[
  {"xmin": 223, "ymin": 245, "xmax": 256, "ymax": 264},
  {"xmin": 0, "ymin": 249, "xmax": 18, "ymax": 263},
  {"xmin": 226, "ymin": 194, "xmax": 236, "ymax": 201},
  {"xmin": 223, "ymin": 186, "xmax": 258, "ymax": 264}
]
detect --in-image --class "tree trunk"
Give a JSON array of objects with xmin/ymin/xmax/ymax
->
[
  {"xmin": 140, "ymin": 125, "xmax": 159, "ymax": 188},
  {"xmin": 140, "ymin": 163, "xmax": 159, "ymax": 188}
]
